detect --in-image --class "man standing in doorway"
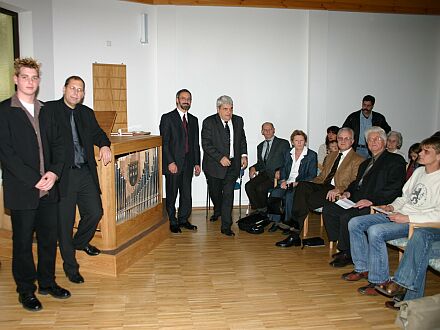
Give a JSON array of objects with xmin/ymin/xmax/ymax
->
[
  {"xmin": 0, "ymin": 58, "xmax": 70, "ymax": 311},
  {"xmin": 160, "ymin": 89, "xmax": 201, "ymax": 233},
  {"xmin": 45, "ymin": 76, "xmax": 112, "ymax": 284},
  {"xmin": 202, "ymin": 95, "xmax": 248, "ymax": 236}
]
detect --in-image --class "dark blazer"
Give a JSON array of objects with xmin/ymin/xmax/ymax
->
[
  {"xmin": 252, "ymin": 136, "xmax": 290, "ymax": 180},
  {"xmin": 0, "ymin": 96, "xmax": 64, "ymax": 209},
  {"xmin": 279, "ymin": 148, "xmax": 318, "ymax": 183},
  {"xmin": 44, "ymin": 98, "xmax": 110, "ymax": 197},
  {"xmin": 159, "ymin": 109, "xmax": 200, "ymax": 174},
  {"xmin": 202, "ymin": 113, "xmax": 247, "ymax": 179},
  {"xmin": 342, "ymin": 110, "xmax": 391, "ymax": 149},
  {"xmin": 347, "ymin": 150, "xmax": 406, "ymax": 205}
]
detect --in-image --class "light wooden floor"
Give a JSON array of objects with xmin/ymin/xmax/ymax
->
[{"xmin": 1, "ymin": 209, "xmax": 439, "ymax": 329}]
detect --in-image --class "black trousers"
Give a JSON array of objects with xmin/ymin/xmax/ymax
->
[
  {"xmin": 206, "ymin": 166, "xmax": 238, "ymax": 231},
  {"xmin": 245, "ymin": 172, "xmax": 273, "ymax": 209},
  {"xmin": 58, "ymin": 167, "xmax": 103, "ymax": 275},
  {"xmin": 322, "ymin": 201, "xmax": 370, "ymax": 253},
  {"xmin": 10, "ymin": 196, "xmax": 58, "ymax": 294},
  {"xmin": 292, "ymin": 181, "xmax": 334, "ymax": 231},
  {"xmin": 165, "ymin": 157, "xmax": 194, "ymax": 226}
]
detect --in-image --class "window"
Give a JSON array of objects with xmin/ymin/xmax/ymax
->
[{"xmin": 0, "ymin": 7, "xmax": 19, "ymax": 101}]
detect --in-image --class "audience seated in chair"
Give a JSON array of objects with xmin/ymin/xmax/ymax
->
[
  {"xmin": 375, "ymin": 226, "xmax": 440, "ymax": 309},
  {"xmin": 245, "ymin": 122, "xmax": 290, "ymax": 213},
  {"xmin": 342, "ymin": 136, "xmax": 440, "ymax": 297},
  {"xmin": 386, "ymin": 130, "xmax": 406, "ymax": 159},
  {"xmin": 317, "ymin": 125, "xmax": 339, "ymax": 172},
  {"xmin": 276, "ymin": 127, "xmax": 364, "ymax": 248},
  {"xmin": 322, "ymin": 126, "xmax": 406, "ymax": 267},
  {"xmin": 267, "ymin": 130, "xmax": 317, "ymax": 232},
  {"xmin": 406, "ymin": 142, "xmax": 421, "ymax": 181}
]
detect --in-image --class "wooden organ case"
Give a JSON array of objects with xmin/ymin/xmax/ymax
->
[{"xmin": 76, "ymin": 135, "xmax": 168, "ymax": 276}]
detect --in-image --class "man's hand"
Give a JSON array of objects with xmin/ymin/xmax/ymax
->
[
  {"xmin": 220, "ymin": 156, "xmax": 231, "ymax": 167},
  {"xmin": 280, "ymin": 181, "xmax": 287, "ymax": 189},
  {"xmin": 99, "ymin": 146, "xmax": 112, "ymax": 166},
  {"xmin": 194, "ymin": 165, "xmax": 201, "ymax": 176},
  {"xmin": 249, "ymin": 167, "xmax": 257, "ymax": 179},
  {"xmin": 388, "ymin": 212, "xmax": 409, "ymax": 223},
  {"xmin": 168, "ymin": 162, "xmax": 178, "ymax": 174},
  {"xmin": 379, "ymin": 204, "xmax": 395, "ymax": 213},
  {"xmin": 340, "ymin": 191, "xmax": 351, "ymax": 199},
  {"xmin": 35, "ymin": 171, "xmax": 58, "ymax": 191},
  {"xmin": 326, "ymin": 188, "xmax": 340, "ymax": 202},
  {"xmin": 355, "ymin": 199, "xmax": 373, "ymax": 209},
  {"xmin": 241, "ymin": 156, "xmax": 248, "ymax": 169}
]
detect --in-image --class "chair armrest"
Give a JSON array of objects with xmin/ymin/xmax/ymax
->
[{"xmin": 408, "ymin": 222, "xmax": 440, "ymax": 238}]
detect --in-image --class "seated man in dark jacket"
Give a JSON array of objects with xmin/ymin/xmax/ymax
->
[
  {"xmin": 267, "ymin": 130, "xmax": 317, "ymax": 232},
  {"xmin": 245, "ymin": 122, "xmax": 290, "ymax": 213},
  {"xmin": 323, "ymin": 126, "xmax": 406, "ymax": 267}
]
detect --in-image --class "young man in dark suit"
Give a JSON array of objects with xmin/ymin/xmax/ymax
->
[
  {"xmin": 202, "ymin": 95, "xmax": 248, "ymax": 236},
  {"xmin": 0, "ymin": 58, "xmax": 70, "ymax": 311},
  {"xmin": 323, "ymin": 126, "xmax": 406, "ymax": 267},
  {"xmin": 245, "ymin": 122, "xmax": 290, "ymax": 213},
  {"xmin": 45, "ymin": 76, "xmax": 112, "ymax": 284},
  {"xmin": 160, "ymin": 89, "xmax": 201, "ymax": 233}
]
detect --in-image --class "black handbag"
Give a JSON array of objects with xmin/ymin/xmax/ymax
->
[{"xmin": 301, "ymin": 237, "xmax": 325, "ymax": 249}]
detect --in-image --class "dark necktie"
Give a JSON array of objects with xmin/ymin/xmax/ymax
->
[
  {"xmin": 225, "ymin": 121, "xmax": 231, "ymax": 158},
  {"xmin": 358, "ymin": 157, "xmax": 375, "ymax": 187},
  {"xmin": 70, "ymin": 111, "xmax": 86, "ymax": 167},
  {"xmin": 183, "ymin": 114, "xmax": 189, "ymax": 154},
  {"xmin": 263, "ymin": 140, "xmax": 270, "ymax": 163},
  {"xmin": 324, "ymin": 152, "xmax": 342, "ymax": 185}
]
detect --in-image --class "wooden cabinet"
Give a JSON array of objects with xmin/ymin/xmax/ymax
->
[{"xmin": 82, "ymin": 135, "xmax": 168, "ymax": 275}]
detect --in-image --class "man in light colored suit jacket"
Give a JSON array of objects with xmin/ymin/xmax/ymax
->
[
  {"xmin": 245, "ymin": 122, "xmax": 290, "ymax": 212},
  {"xmin": 276, "ymin": 127, "xmax": 364, "ymax": 247},
  {"xmin": 202, "ymin": 95, "xmax": 248, "ymax": 236}
]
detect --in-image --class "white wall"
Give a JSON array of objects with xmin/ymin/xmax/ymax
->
[{"xmin": 2, "ymin": 0, "xmax": 440, "ymax": 206}]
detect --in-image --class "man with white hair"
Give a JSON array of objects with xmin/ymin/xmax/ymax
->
[{"xmin": 202, "ymin": 95, "xmax": 248, "ymax": 236}]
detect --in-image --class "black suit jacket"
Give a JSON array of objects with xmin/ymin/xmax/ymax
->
[
  {"xmin": 0, "ymin": 95, "xmax": 64, "ymax": 209},
  {"xmin": 342, "ymin": 110, "xmax": 391, "ymax": 150},
  {"xmin": 44, "ymin": 98, "xmax": 110, "ymax": 197},
  {"xmin": 347, "ymin": 150, "xmax": 406, "ymax": 205},
  {"xmin": 252, "ymin": 136, "xmax": 290, "ymax": 180},
  {"xmin": 159, "ymin": 109, "xmax": 200, "ymax": 174},
  {"xmin": 201, "ymin": 114, "xmax": 247, "ymax": 179}
]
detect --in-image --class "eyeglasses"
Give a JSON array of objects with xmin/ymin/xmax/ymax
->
[
  {"xmin": 367, "ymin": 137, "xmax": 383, "ymax": 143},
  {"xmin": 337, "ymin": 137, "xmax": 352, "ymax": 142},
  {"xmin": 68, "ymin": 86, "xmax": 84, "ymax": 94}
]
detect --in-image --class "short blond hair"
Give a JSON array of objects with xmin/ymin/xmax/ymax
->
[{"xmin": 14, "ymin": 57, "xmax": 41, "ymax": 77}]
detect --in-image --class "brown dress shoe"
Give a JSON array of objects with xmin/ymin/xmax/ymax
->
[
  {"xmin": 358, "ymin": 282, "xmax": 380, "ymax": 296},
  {"xmin": 342, "ymin": 270, "xmax": 369, "ymax": 281},
  {"xmin": 375, "ymin": 280, "xmax": 407, "ymax": 297},
  {"xmin": 385, "ymin": 300, "xmax": 399, "ymax": 310}
]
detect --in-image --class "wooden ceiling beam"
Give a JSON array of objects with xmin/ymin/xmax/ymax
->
[{"xmin": 123, "ymin": 0, "xmax": 440, "ymax": 15}]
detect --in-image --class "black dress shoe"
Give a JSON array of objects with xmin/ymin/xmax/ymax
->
[
  {"xmin": 275, "ymin": 233, "xmax": 301, "ymax": 247},
  {"xmin": 38, "ymin": 284, "xmax": 71, "ymax": 299},
  {"xmin": 67, "ymin": 272, "xmax": 85, "ymax": 284},
  {"xmin": 329, "ymin": 253, "xmax": 353, "ymax": 268},
  {"xmin": 82, "ymin": 244, "xmax": 101, "ymax": 256},
  {"xmin": 221, "ymin": 229, "xmax": 235, "ymax": 236},
  {"xmin": 170, "ymin": 224, "xmax": 182, "ymax": 233},
  {"xmin": 210, "ymin": 214, "xmax": 220, "ymax": 222},
  {"xmin": 19, "ymin": 293, "xmax": 42, "ymax": 312},
  {"xmin": 180, "ymin": 222, "xmax": 198, "ymax": 230},
  {"xmin": 332, "ymin": 250, "xmax": 344, "ymax": 258},
  {"xmin": 268, "ymin": 223, "xmax": 279, "ymax": 232}
]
